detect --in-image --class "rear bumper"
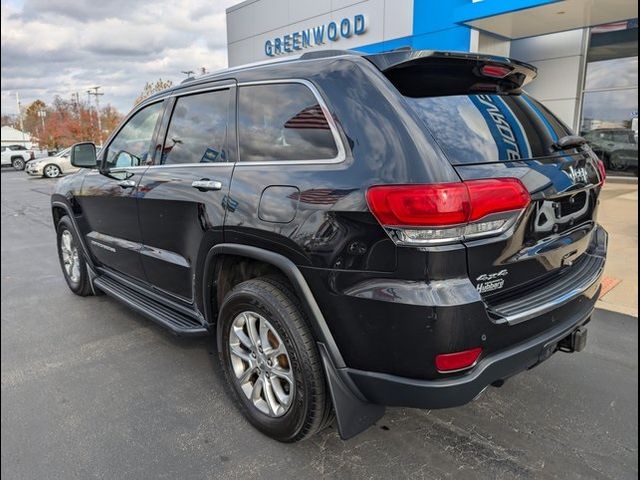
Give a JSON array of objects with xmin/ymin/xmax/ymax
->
[
  {"xmin": 318, "ymin": 225, "xmax": 606, "ymax": 410},
  {"xmin": 345, "ymin": 296, "xmax": 595, "ymax": 409}
]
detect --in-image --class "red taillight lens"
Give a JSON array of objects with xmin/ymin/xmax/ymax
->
[
  {"xmin": 466, "ymin": 178, "xmax": 531, "ymax": 221},
  {"xmin": 596, "ymin": 159, "xmax": 607, "ymax": 186},
  {"xmin": 366, "ymin": 179, "xmax": 530, "ymax": 245},
  {"xmin": 481, "ymin": 64, "xmax": 512, "ymax": 78},
  {"xmin": 366, "ymin": 183, "xmax": 470, "ymax": 226},
  {"xmin": 435, "ymin": 347, "xmax": 482, "ymax": 373}
]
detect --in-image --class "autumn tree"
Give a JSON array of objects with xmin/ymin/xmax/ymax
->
[
  {"xmin": 24, "ymin": 96, "xmax": 123, "ymax": 150},
  {"xmin": 22, "ymin": 99, "xmax": 47, "ymax": 138},
  {"xmin": 134, "ymin": 78, "xmax": 174, "ymax": 106}
]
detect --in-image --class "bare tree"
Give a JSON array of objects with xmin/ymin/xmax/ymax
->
[{"xmin": 134, "ymin": 78, "xmax": 174, "ymax": 105}]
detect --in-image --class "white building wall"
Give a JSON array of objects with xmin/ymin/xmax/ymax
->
[
  {"xmin": 510, "ymin": 29, "xmax": 588, "ymax": 130},
  {"xmin": 226, "ymin": 0, "xmax": 413, "ymax": 66}
]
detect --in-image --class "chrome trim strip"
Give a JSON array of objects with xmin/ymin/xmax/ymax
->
[
  {"xmin": 87, "ymin": 231, "xmax": 190, "ymax": 268},
  {"xmin": 494, "ymin": 254, "xmax": 605, "ymax": 326}
]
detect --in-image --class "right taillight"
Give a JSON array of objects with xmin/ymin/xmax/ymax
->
[
  {"xmin": 596, "ymin": 159, "xmax": 607, "ymax": 186},
  {"xmin": 366, "ymin": 178, "xmax": 530, "ymax": 245}
]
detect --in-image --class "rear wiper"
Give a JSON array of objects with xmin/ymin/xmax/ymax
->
[{"xmin": 551, "ymin": 135, "xmax": 587, "ymax": 151}]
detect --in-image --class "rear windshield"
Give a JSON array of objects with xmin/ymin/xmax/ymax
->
[{"xmin": 405, "ymin": 94, "xmax": 572, "ymax": 164}]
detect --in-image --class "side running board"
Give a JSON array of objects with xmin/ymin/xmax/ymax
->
[{"xmin": 93, "ymin": 275, "xmax": 208, "ymax": 337}]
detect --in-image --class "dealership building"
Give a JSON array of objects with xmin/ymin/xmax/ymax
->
[{"xmin": 227, "ymin": 0, "xmax": 638, "ymax": 172}]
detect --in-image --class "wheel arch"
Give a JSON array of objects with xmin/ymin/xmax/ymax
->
[
  {"xmin": 203, "ymin": 243, "xmax": 385, "ymax": 439},
  {"xmin": 203, "ymin": 243, "xmax": 345, "ymax": 368},
  {"xmin": 51, "ymin": 199, "xmax": 95, "ymax": 270}
]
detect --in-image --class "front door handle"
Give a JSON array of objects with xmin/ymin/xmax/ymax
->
[
  {"xmin": 192, "ymin": 179, "xmax": 223, "ymax": 191},
  {"xmin": 118, "ymin": 179, "xmax": 137, "ymax": 188}
]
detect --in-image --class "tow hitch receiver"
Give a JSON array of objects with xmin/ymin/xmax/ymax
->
[{"xmin": 558, "ymin": 327, "xmax": 588, "ymax": 353}]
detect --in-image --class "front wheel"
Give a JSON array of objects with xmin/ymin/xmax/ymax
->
[
  {"xmin": 56, "ymin": 216, "xmax": 92, "ymax": 296},
  {"xmin": 11, "ymin": 158, "xmax": 25, "ymax": 170},
  {"xmin": 43, "ymin": 164, "xmax": 61, "ymax": 178},
  {"xmin": 218, "ymin": 276, "xmax": 333, "ymax": 442}
]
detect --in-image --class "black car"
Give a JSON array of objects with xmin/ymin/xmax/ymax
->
[{"xmin": 52, "ymin": 50, "xmax": 608, "ymax": 442}]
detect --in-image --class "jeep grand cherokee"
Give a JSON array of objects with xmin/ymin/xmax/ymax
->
[{"xmin": 52, "ymin": 49, "xmax": 607, "ymax": 442}]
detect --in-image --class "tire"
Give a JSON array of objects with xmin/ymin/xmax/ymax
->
[
  {"xmin": 43, "ymin": 164, "xmax": 61, "ymax": 178},
  {"xmin": 11, "ymin": 157, "xmax": 25, "ymax": 170},
  {"xmin": 218, "ymin": 276, "xmax": 333, "ymax": 442},
  {"xmin": 56, "ymin": 216, "xmax": 92, "ymax": 296},
  {"xmin": 609, "ymin": 153, "xmax": 627, "ymax": 171}
]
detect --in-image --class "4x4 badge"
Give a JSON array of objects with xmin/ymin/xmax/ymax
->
[
  {"xmin": 476, "ymin": 269, "xmax": 508, "ymax": 294},
  {"xmin": 476, "ymin": 269, "xmax": 508, "ymax": 282}
]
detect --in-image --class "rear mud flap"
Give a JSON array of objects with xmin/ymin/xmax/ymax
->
[{"xmin": 318, "ymin": 343, "xmax": 385, "ymax": 440}]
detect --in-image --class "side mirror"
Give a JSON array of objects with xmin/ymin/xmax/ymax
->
[{"xmin": 70, "ymin": 142, "xmax": 98, "ymax": 168}]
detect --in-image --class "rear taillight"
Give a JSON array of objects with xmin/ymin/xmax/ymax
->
[
  {"xmin": 366, "ymin": 178, "xmax": 530, "ymax": 245},
  {"xmin": 596, "ymin": 159, "xmax": 606, "ymax": 186},
  {"xmin": 435, "ymin": 347, "xmax": 483, "ymax": 373}
]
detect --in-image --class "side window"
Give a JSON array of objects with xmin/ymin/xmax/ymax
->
[
  {"xmin": 238, "ymin": 83, "xmax": 339, "ymax": 162},
  {"xmin": 162, "ymin": 89, "xmax": 230, "ymax": 165},
  {"xmin": 105, "ymin": 102, "xmax": 163, "ymax": 169}
]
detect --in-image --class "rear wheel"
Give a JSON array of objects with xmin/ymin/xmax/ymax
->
[
  {"xmin": 44, "ymin": 164, "xmax": 61, "ymax": 178},
  {"xmin": 608, "ymin": 152, "xmax": 628, "ymax": 171},
  {"xmin": 56, "ymin": 216, "xmax": 92, "ymax": 296},
  {"xmin": 11, "ymin": 157, "xmax": 25, "ymax": 170},
  {"xmin": 218, "ymin": 276, "xmax": 332, "ymax": 442}
]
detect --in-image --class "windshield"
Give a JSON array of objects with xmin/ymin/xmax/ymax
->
[
  {"xmin": 55, "ymin": 147, "xmax": 71, "ymax": 157},
  {"xmin": 405, "ymin": 93, "xmax": 572, "ymax": 164}
]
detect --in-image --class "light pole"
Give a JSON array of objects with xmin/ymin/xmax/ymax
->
[
  {"xmin": 88, "ymin": 86, "xmax": 104, "ymax": 144},
  {"xmin": 37, "ymin": 109, "xmax": 46, "ymax": 146}
]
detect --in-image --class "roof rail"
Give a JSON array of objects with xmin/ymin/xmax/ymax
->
[
  {"xmin": 180, "ymin": 76, "xmax": 197, "ymax": 84},
  {"xmin": 299, "ymin": 49, "xmax": 361, "ymax": 61}
]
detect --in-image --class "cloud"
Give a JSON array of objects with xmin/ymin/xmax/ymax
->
[{"xmin": 1, "ymin": 0, "xmax": 238, "ymax": 114}]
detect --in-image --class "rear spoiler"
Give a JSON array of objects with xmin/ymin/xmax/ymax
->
[{"xmin": 362, "ymin": 50, "xmax": 537, "ymax": 97}]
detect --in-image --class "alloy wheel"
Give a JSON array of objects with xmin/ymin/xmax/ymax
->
[
  {"xmin": 228, "ymin": 311, "xmax": 295, "ymax": 417},
  {"xmin": 45, "ymin": 165, "xmax": 61, "ymax": 178},
  {"xmin": 60, "ymin": 230, "xmax": 81, "ymax": 283}
]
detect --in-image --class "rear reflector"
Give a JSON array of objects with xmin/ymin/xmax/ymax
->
[
  {"xmin": 435, "ymin": 347, "xmax": 482, "ymax": 373},
  {"xmin": 366, "ymin": 178, "xmax": 530, "ymax": 245}
]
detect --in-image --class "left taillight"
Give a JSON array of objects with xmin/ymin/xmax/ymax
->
[{"xmin": 366, "ymin": 178, "xmax": 530, "ymax": 246}]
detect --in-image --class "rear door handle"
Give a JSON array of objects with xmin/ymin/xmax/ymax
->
[
  {"xmin": 118, "ymin": 179, "xmax": 137, "ymax": 188},
  {"xmin": 192, "ymin": 179, "xmax": 223, "ymax": 191}
]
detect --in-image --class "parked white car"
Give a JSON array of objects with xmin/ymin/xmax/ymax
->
[
  {"xmin": 1, "ymin": 145, "xmax": 35, "ymax": 170},
  {"xmin": 25, "ymin": 147, "xmax": 76, "ymax": 178}
]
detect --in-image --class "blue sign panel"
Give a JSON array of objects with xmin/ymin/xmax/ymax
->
[{"xmin": 265, "ymin": 14, "xmax": 366, "ymax": 57}]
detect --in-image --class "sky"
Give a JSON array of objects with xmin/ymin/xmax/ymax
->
[{"xmin": 1, "ymin": 0, "xmax": 239, "ymax": 115}]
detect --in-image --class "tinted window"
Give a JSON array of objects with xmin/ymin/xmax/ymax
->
[
  {"xmin": 105, "ymin": 102, "xmax": 163, "ymax": 169},
  {"xmin": 405, "ymin": 93, "xmax": 571, "ymax": 164},
  {"xmin": 238, "ymin": 84, "xmax": 338, "ymax": 162},
  {"xmin": 162, "ymin": 89, "xmax": 230, "ymax": 165}
]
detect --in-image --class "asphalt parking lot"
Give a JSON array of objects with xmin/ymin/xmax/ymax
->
[{"xmin": 1, "ymin": 168, "xmax": 638, "ymax": 480}]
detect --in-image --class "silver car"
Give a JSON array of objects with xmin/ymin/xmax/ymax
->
[{"xmin": 25, "ymin": 148, "xmax": 77, "ymax": 178}]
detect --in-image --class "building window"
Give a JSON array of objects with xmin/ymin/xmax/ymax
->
[{"xmin": 581, "ymin": 19, "xmax": 638, "ymax": 176}]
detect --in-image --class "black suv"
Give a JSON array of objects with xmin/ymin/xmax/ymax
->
[{"xmin": 52, "ymin": 50, "xmax": 607, "ymax": 442}]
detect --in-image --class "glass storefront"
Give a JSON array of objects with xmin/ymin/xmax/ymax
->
[{"xmin": 580, "ymin": 19, "xmax": 638, "ymax": 176}]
